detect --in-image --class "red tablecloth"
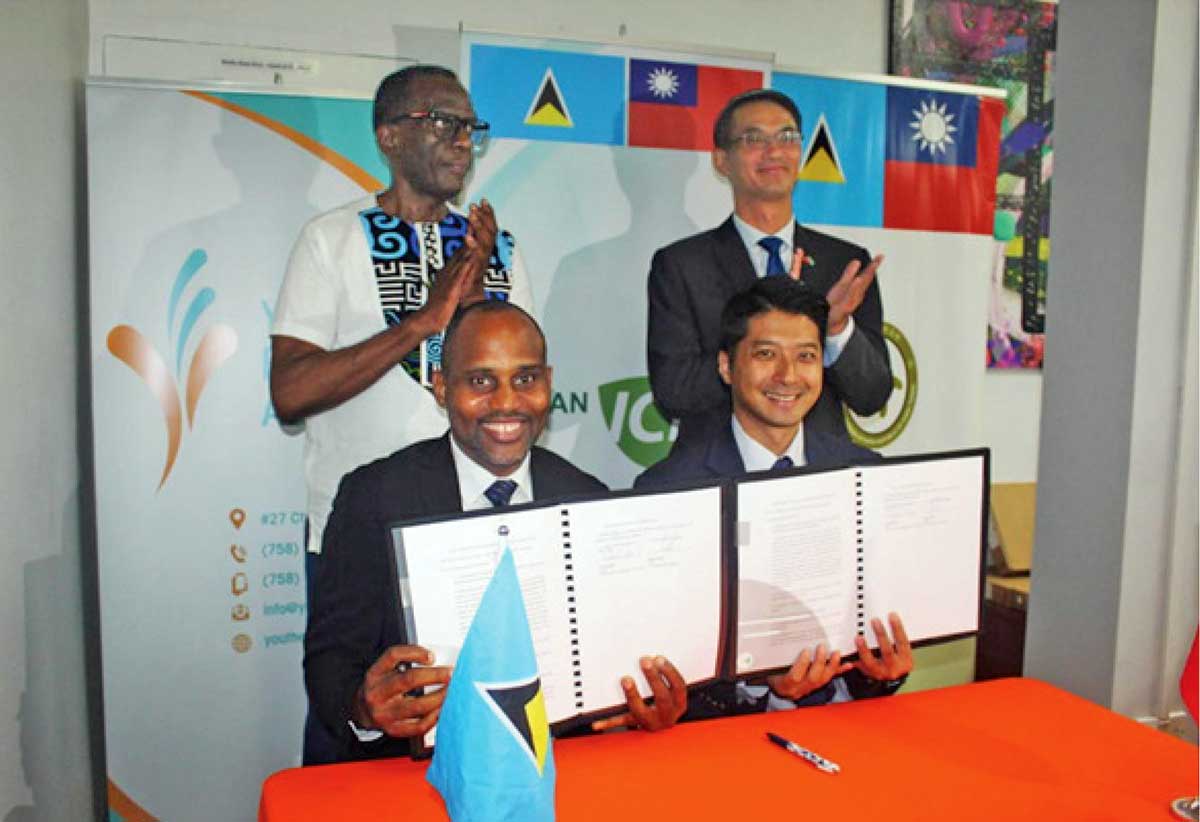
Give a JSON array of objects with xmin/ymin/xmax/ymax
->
[{"xmin": 260, "ymin": 678, "xmax": 1199, "ymax": 820}]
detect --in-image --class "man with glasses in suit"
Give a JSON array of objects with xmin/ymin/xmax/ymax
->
[{"xmin": 647, "ymin": 89, "xmax": 893, "ymax": 449}]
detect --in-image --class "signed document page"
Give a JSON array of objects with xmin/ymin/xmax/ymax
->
[
  {"xmin": 566, "ymin": 486, "xmax": 724, "ymax": 708},
  {"xmin": 394, "ymin": 485, "xmax": 724, "ymax": 726},
  {"xmin": 734, "ymin": 469, "xmax": 860, "ymax": 672},
  {"xmin": 395, "ymin": 506, "xmax": 580, "ymax": 720},
  {"xmin": 858, "ymin": 455, "xmax": 985, "ymax": 643}
]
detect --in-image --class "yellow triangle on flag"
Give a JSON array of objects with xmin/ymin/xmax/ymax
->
[
  {"xmin": 523, "ymin": 68, "xmax": 573, "ymax": 128},
  {"xmin": 524, "ymin": 686, "xmax": 550, "ymax": 775},
  {"xmin": 526, "ymin": 103, "xmax": 572, "ymax": 128},
  {"xmin": 799, "ymin": 149, "xmax": 846, "ymax": 183},
  {"xmin": 797, "ymin": 114, "xmax": 846, "ymax": 185}
]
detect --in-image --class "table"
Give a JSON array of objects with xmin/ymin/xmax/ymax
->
[{"xmin": 260, "ymin": 678, "xmax": 1198, "ymax": 821}]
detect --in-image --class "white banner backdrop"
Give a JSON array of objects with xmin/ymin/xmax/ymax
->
[{"xmin": 86, "ymin": 81, "xmax": 368, "ymax": 822}]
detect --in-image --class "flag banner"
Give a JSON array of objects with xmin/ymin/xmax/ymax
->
[
  {"xmin": 772, "ymin": 73, "xmax": 886, "ymax": 228},
  {"xmin": 627, "ymin": 59, "xmax": 763, "ymax": 150},
  {"xmin": 469, "ymin": 44, "xmax": 625, "ymax": 146},
  {"xmin": 884, "ymin": 86, "xmax": 1003, "ymax": 234},
  {"xmin": 891, "ymin": 1, "xmax": 1058, "ymax": 367},
  {"xmin": 1182, "ymin": 628, "xmax": 1199, "ymax": 721},
  {"xmin": 428, "ymin": 548, "xmax": 556, "ymax": 822},
  {"xmin": 465, "ymin": 32, "xmax": 1001, "ymax": 488}
]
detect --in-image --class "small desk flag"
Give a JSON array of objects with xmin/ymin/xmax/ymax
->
[{"xmin": 427, "ymin": 548, "xmax": 555, "ymax": 822}]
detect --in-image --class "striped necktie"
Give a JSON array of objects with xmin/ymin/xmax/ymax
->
[{"xmin": 484, "ymin": 479, "xmax": 518, "ymax": 507}]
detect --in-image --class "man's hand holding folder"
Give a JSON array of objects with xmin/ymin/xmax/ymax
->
[
  {"xmin": 352, "ymin": 645, "xmax": 452, "ymax": 739},
  {"xmin": 590, "ymin": 656, "xmax": 689, "ymax": 732}
]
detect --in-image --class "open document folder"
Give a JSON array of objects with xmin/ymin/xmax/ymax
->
[{"xmin": 390, "ymin": 449, "xmax": 988, "ymax": 748}]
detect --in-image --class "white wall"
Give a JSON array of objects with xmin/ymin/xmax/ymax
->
[
  {"xmin": 1112, "ymin": 0, "xmax": 1198, "ymax": 719},
  {"xmin": 0, "ymin": 0, "xmax": 98, "ymax": 819},
  {"xmin": 1025, "ymin": 0, "xmax": 1198, "ymax": 720},
  {"xmin": 88, "ymin": 0, "xmax": 892, "ymax": 78}
]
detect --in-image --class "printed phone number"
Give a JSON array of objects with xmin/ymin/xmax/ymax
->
[{"xmin": 262, "ymin": 542, "xmax": 300, "ymax": 558}]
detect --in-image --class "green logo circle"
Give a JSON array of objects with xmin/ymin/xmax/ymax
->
[{"xmin": 845, "ymin": 322, "xmax": 917, "ymax": 449}]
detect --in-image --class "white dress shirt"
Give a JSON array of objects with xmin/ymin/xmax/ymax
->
[
  {"xmin": 448, "ymin": 435, "xmax": 534, "ymax": 511},
  {"xmin": 730, "ymin": 414, "xmax": 808, "ymax": 471}
]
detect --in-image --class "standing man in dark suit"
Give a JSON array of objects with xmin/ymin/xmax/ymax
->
[
  {"xmin": 638, "ymin": 277, "xmax": 912, "ymax": 715},
  {"xmin": 305, "ymin": 301, "xmax": 687, "ymax": 762},
  {"xmin": 647, "ymin": 89, "xmax": 892, "ymax": 446}
]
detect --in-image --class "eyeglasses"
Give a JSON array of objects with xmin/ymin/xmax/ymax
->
[
  {"xmin": 727, "ymin": 128, "xmax": 803, "ymax": 151},
  {"xmin": 388, "ymin": 110, "xmax": 491, "ymax": 150}
]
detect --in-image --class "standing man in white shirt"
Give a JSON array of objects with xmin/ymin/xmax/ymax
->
[{"xmin": 270, "ymin": 64, "xmax": 533, "ymax": 763}]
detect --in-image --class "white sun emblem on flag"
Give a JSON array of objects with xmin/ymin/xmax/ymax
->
[
  {"xmin": 646, "ymin": 67, "xmax": 680, "ymax": 99},
  {"xmin": 909, "ymin": 99, "xmax": 957, "ymax": 155}
]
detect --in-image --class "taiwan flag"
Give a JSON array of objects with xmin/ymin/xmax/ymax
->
[
  {"xmin": 627, "ymin": 59, "xmax": 762, "ymax": 151},
  {"xmin": 883, "ymin": 86, "xmax": 1003, "ymax": 234}
]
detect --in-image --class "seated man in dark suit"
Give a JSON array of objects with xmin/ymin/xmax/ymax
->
[
  {"xmin": 636, "ymin": 277, "xmax": 912, "ymax": 717},
  {"xmin": 305, "ymin": 301, "xmax": 686, "ymax": 762}
]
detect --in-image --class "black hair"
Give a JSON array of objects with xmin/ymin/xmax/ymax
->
[
  {"xmin": 440, "ymin": 300, "xmax": 547, "ymax": 374},
  {"xmin": 373, "ymin": 65, "xmax": 460, "ymax": 130},
  {"xmin": 712, "ymin": 89, "xmax": 802, "ymax": 149},
  {"xmin": 718, "ymin": 277, "xmax": 829, "ymax": 354}
]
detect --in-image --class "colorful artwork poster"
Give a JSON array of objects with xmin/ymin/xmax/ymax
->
[{"xmin": 890, "ymin": 0, "xmax": 1057, "ymax": 369}]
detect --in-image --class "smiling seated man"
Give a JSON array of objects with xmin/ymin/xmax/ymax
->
[
  {"xmin": 636, "ymin": 277, "xmax": 913, "ymax": 718},
  {"xmin": 304, "ymin": 301, "xmax": 686, "ymax": 762}
]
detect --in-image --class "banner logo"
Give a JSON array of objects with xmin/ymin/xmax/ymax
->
[
  {"xmin": 798, "ymin": 114, "xmax": 846, "ymax": 184},
  {"xmin": 107, "ymin": 249, "xmax": 238, "ymax": 488},
  {"xmin": 597, "ymin": 377, "xmax": 677, "ymax": 467},
  {"xmin": 845, "ymin": 322, "xmax": 917, "ymax": 448},
  {"xmin": 524, "ymin": 68, "xmax": 573, "ymax": 128}
]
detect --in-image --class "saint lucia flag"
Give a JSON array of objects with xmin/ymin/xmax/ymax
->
[{"xmin": 427, "ymin": 548, "xmax": 555, "ymax": 822}]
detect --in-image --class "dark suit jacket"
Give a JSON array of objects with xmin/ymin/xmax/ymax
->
[
  {"xmin": 647, "ymin": 217, "xmax": 892, "ymax": 445},
  {"xmin": 635, "ymin": 421, "xmax": 894, "ymax": 719},
  {"xmin": 304, "ymin": 434, "xmax": 606, "ymax": 761}
]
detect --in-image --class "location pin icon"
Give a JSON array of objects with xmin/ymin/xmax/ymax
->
[{"xmin": 230, "ymin": 508, "xmax": 246, "ymax": 529}]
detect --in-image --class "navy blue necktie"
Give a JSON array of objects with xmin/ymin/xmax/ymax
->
[
  {"xmin": 758, "ymin": 236, "xmax": 787, "ymax": 277},
  {"xmin": 771, "ymin": 456, "xmax": 794, "ymax": 471},
  {"xmin": 484, "ymin": 479, "xmax": 518, "ymax": 508}
]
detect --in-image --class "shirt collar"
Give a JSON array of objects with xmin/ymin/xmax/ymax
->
[
  {"xmin": 731, "ymin": 415, "xmax": 807, "ymax": 473},
  {"xmin": 732, "ymin": 212, "xmax": 795, "ymax": 265},
  {"xmin": 448, "ymin": 435, "xmax": 534, "ymax": 511}
]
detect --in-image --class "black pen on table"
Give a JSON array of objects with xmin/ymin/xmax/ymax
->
[{"xmin": 766, "ymin": 732, "xmax": 840, "ymax": 774}]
